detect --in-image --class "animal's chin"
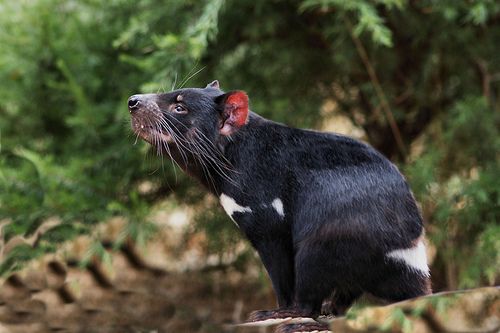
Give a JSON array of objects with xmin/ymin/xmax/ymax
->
[
  {"xmin": 136, "ymin": 130, "xmax": 173, "ymax": 145},
  {"xmin": 156, "ymin": 132, "xmax": 173, "ymax": 143}
]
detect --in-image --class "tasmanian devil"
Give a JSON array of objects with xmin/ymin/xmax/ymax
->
[{"xmin": 128, "ymin": 80, "xmax": 431, "ymax": 321}]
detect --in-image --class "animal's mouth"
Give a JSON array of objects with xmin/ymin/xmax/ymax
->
[{"xmin": 131, "ymin": 119, "xmax": 173, "ymax": 144}]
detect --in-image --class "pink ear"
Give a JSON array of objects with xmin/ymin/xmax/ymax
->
[{"xmin": 220, "ymin": 91, "xmax": 249, "ymax": 136}]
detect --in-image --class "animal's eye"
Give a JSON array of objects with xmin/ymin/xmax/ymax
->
[{"xmin": 174, "ymin": 104, "xmax": 186, "ymax": 113}]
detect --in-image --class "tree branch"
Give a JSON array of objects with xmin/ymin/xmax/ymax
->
[{"xmin": 344, "ymin": 17, "xmax": 406, "ymax": 157}]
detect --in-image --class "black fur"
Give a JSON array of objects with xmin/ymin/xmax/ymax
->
[{"xmin": 128, "ymin": 82, "xmax": 431, "ymax": 319}]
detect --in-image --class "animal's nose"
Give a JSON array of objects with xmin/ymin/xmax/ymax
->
[{"xmin": 128, "ymin": 95, "xmax": 141, "ymax": 112}]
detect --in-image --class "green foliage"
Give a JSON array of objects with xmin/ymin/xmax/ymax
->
[
  {"xmin": 300, "ymin": 0, "xmax": 401, "ymax": 47},
  {"xmin": 0, "ymin": 0, "xmax": 498, "ymax": 289},
  {"xmin": 0, "ymin": 0, "xmax": 181, "ymax": 272}
]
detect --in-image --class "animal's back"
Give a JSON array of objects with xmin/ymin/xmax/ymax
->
[
  {"xmin": 229, "ymin": 118, "xmax": 422, "ymax": 248},
  {"xmin": 290, "ymin": 129, "xmax": 423, "ymax": 249}
]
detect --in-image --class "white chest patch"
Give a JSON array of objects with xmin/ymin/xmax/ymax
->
[
  {"xmin": 219, "ymin": 194, "xmax": 252, "ymax": 226},
  {"xmin": 271, "ymin": 198, "xmax": 285, "ymax": 218},
  {"xmin": 386, "ymin": 241, "xmax": 429, "ymax": 276}
]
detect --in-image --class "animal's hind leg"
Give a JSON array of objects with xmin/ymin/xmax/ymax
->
[
  {"xmin": 293, "ymin": 243, "xmax": 341, "ymax": 318},
  {"xmin": 294, "ymin": 237, "xmax": 370, "ymax": 318},
  {"xmin": 366, "ymin": 260, "xmax": 431, "ymax": 303}
]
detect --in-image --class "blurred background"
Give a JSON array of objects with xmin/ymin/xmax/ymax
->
[{"xmin": 0, "ymin": 0, "xmax": 499, "ymax": 331}]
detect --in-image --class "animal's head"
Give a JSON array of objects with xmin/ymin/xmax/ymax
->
[{"xmin": 128, "ymin": 80, "xmax": 249, "ymax": 151}]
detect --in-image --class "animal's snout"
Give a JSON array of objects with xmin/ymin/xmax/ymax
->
[
  {"xmin": 128, "ymin": 94, "xmax": 158, "ymax": 113},
  {"xmin": 128, "ymin": 95, "xmax": 141, "ymax": 113}
]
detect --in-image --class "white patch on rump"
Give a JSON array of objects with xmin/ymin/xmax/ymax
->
[
  {"xmin": 271, "ymin": 198, "xmax": 285, "ymax": 217},
  {"xmin": 386, "ymin": 241, "xmax": 430, "ymax": 276},
  {"xmin": 219, "ymin": 193, "xmax": 252, "ymax": 226}
]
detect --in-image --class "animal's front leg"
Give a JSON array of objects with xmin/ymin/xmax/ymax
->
[
  {"xmin": 254, "ymin": 238, "xmax": 295, "ymax": 308},
  {"xmin": 246, "ymin": 237, "xmax": 299, "ymax": 322}
]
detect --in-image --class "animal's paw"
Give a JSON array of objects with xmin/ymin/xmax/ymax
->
[
  {"xmin": 247, "ymin": 308, "xmax": 312, "ymax": 322},
  {"xmin": 275, "ymin": 322, "xmax": 331, "ymax": 333},
  {"xmin": 248, "ymin": 309, "xmax": 286, "ymax": 322}
]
